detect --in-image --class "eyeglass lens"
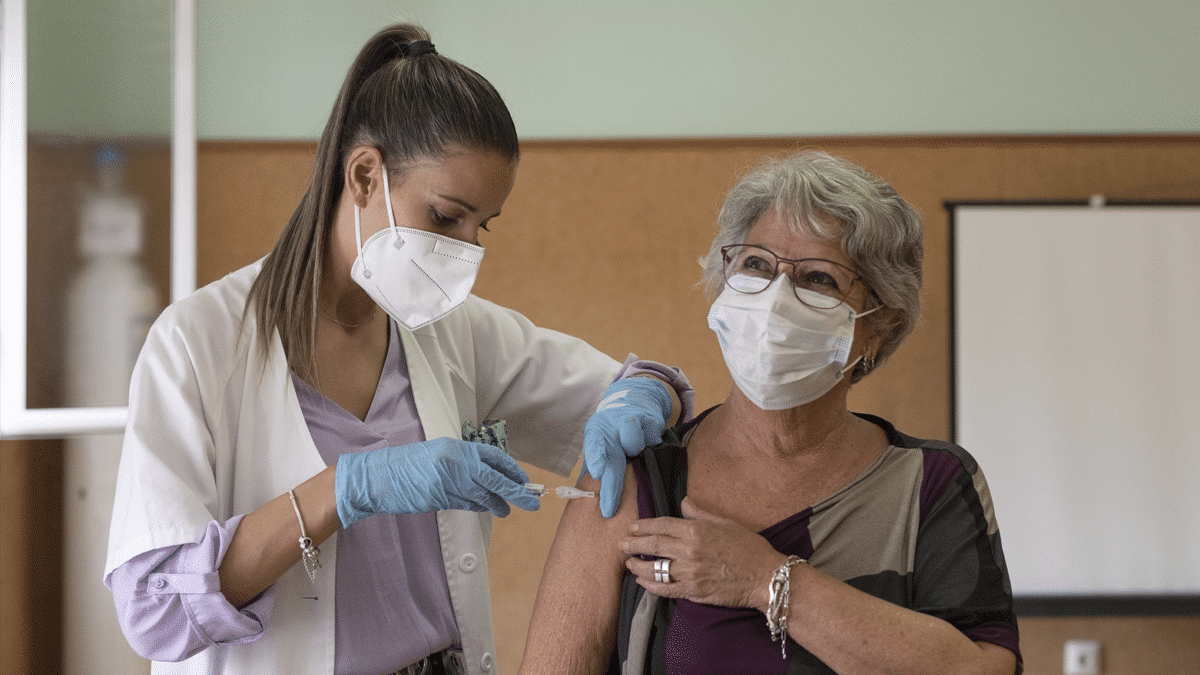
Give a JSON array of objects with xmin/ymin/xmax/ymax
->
[{"xmin": 722, "ymin": 245, "xmax": 856, "ymax": 309}]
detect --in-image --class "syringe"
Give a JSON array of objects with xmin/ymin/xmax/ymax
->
[{"xmin": 524, "ymin": 483, "xmax": 596, "ymax": 499}]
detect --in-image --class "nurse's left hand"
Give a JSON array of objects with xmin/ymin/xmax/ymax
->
[{"xmin": 582, "ymin": 377, "xmax": 673, "ymax": 518}]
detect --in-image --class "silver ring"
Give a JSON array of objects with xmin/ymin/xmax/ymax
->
[{"xmin": 653, "ymin": 558, "xmax": 672, "ymax": 583}]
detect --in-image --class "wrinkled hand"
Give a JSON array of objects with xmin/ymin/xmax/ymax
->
[
  {"xmin": 583, "ymin": 377, "xmax": 673, "ymax": 518},
  {"xmin": 619, "ymin": 497, "xmax": 786, "ymax": 611},
  {"xmin": 336, "ymin": 437, "xmax": 540, "ymax": 527}
]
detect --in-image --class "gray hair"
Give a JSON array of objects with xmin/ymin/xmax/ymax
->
[{"xmin": 699, "ymin": 150, "xmax": 923, "ymax": 381}]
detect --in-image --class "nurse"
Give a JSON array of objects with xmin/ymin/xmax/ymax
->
[{"xmin": 104, "ymin": 23, "xmax": 691, "ymax": 675}]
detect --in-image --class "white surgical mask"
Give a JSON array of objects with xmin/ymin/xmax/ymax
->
[
  {"xmin": 350, "ymin": 170, "xmax": 485, "ymax": 330},
  {"xmin": 707, "ymin": 274, "xmax": 877, "ymax": 410}
]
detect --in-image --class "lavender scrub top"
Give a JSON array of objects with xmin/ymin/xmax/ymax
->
[
  {"xmin": 291, "ymin": 318, "xmax": 459, "ymax": 674},
  {"xmin": 107, "ymin": 319, "xmax": 459, "ymax": 674}
]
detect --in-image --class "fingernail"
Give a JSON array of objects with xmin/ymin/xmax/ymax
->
[{"xmin": 619, "ymin": 540, "xmax": 629, "ymax": 552}]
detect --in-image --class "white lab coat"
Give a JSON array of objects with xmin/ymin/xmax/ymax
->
[{"xmin": 106, "ymin": 261, "xmax": 621, "ymax": 675}]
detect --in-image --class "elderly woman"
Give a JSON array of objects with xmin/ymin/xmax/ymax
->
[{"xmin": 518, "ymin": 151, "xmax": 1020, "ymax": 675}]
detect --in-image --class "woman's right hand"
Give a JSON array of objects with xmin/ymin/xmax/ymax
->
[
  {"xmin": 619, "ymin": 496, "xmax": 785, "ymax": 612},
  {"xmin": 335, "ymin": 437, "xmax": 540, "ymax": 526}
]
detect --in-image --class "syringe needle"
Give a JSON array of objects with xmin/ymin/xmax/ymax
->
[
  {"xmin": 554, "ymin": 486, "xmax": 596, "ymax": 499},
  {"xmin": 523, "ymin": 483, "xmax": 595, "ymax": 499}
]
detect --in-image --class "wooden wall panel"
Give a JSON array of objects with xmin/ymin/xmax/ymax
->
[
  {"xmin": 1017, "ymin": 617, "xmax": 1200, "ymax": 675},
  {"xmin": 1, "ymin": 440, "xmax": 34, "ymax": 675},
  {"xmin": 0, "ymin": 439, "xmax": 63, "ymax": 675},
  {"xmin": 196, "ymin": 141, "xmax": 316, "ymax": 281},
  {"xmin": 71, "ymin": 135, "xmax": 1193, "ymax": 674}
]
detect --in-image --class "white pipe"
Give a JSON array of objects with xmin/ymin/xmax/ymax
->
[
  {"xmin": 0, "ymin": 0, "xmax": 32, "ymax": 438},
  {"xmin": 172, "ymin": 0, "xmax": 197, "ymax": 303}
]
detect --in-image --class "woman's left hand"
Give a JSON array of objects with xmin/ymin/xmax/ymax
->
[{"xmin": 619, "ymin": 497, "xmax": 787, "ymax": 611}]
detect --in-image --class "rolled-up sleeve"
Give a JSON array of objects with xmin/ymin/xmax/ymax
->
[
  {"xmin": 104, "ymin": 515, "xmax": 274, "ymax": 662},
  {"xmin": 614, "ymin": 354, "xmax": 696, "ymax": 423}
]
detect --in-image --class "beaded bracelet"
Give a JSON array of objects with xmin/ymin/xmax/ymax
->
[
  {"xmin": 766, "ymin": 555, "xmax": 805, "ymax": 659},
  {"xmin": 288, "ymin": 489, "xmax": 321, "ymax": 584}
]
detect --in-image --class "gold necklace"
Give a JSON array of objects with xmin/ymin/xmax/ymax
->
[{"xmin": 318, "ymin": 308, "xmax": 378, "ymax": 329}]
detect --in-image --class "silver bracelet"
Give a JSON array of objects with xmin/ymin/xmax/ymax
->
[
  {"xmin": 766, "ymin": 555, "xmax": 805, "ymax": 659},
  {"xmin": 288, "ymin": 489, "xmax": 321, "ymax": 584}
]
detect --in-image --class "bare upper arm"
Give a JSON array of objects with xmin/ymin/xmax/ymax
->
[{"xmin": 517, "ymin": 466, "xmax": 639, "ymax": 675}]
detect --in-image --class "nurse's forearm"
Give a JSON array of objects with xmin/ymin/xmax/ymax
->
[{"xmin": 218, "ymin": 466, "xmax": 339, "ymax": 608}]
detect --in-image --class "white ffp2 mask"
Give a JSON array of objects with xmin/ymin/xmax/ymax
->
[
  {"xmin": 707, "ymin": 275, "xmax": 877, "ymax": 410},
  {"xmin": 349, "ymin": 170, "xmax": 485, "ymax": 331}
]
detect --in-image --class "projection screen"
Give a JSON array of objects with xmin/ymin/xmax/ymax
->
[{"xmin": 949, "ymin": 202, "xmax": 1200, "ymax": 611}]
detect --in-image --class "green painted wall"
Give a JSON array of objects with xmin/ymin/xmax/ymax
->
[
  {"xmin": 26, "ymin": 0, "xmax": 172, "ymax": 138},
  {"xmin": 26, "ymin": 0, "xmax": 1200, "ymax": 140}
]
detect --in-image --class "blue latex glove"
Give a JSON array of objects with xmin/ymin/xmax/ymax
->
[
  {"xmin": 582, "ymin": 377, "xmax": 673, "ymax": 518},
  {"xmin": 335, "ymin": 437, "xmax": 540, "ymax": 527}
]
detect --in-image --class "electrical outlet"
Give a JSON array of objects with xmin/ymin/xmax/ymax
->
[{"xmin": 1064, "ymin": 639, "xmax": 1102, "ymax": 675}]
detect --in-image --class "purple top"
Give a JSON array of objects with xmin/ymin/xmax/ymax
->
[{"xmin": 291, "ymin": 319, "xmax": 459, "ymax": 674}]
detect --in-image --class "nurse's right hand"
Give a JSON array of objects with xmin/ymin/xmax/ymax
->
[{"xmin": 335, "ymin": 437, "xmax": 541, "ymax": 527}]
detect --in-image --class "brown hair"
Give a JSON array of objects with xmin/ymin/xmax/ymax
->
[{"xmin": 246, "ymin": 23, "xmax": 519, "ymax": 383}]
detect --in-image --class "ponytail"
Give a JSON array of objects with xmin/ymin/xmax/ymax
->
[{"xmin": 246, "ymin": 23, "xmax": 519, "ymax": 384}]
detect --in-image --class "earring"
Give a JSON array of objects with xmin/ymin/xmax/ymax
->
[{"xmin": 862, "ymin": 354, "xmax": 876, "ymax": 373}]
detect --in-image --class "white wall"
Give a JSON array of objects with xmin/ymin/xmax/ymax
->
[{"xmin": 194, "ymin": 0, "xmax": 1200, "ymax": 141}]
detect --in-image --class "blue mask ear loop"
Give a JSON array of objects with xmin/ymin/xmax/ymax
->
[
  {"xmin": 852, "ymin": 303, "xmax": 880, "ymax": 321},
  {"xmin": 837, "ymin": 303, "xmax": 882, "ymax": 376}
]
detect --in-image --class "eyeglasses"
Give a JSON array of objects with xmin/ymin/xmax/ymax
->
[{"xmin": 720, "ymin": 244, "xmax": 862, "ymax": 309}]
